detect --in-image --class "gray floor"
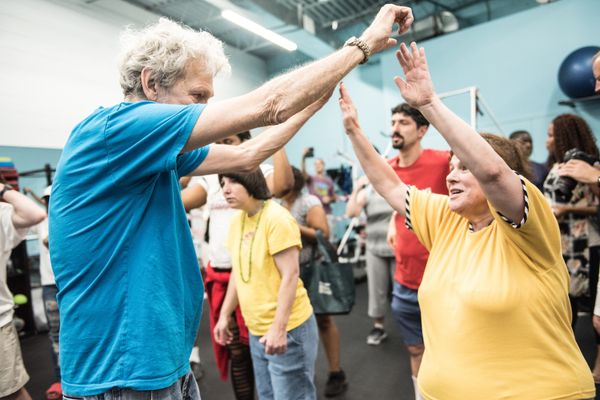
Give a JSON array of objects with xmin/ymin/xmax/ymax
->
[
  {"xmin": 21, "ymin": 280, "xmax": 600, "ymax": 400},
  {"xmin": 196, "ymin": 280, "xmax": 413, "ymax": 400}
]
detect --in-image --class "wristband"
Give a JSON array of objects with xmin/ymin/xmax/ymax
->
[{"xmin": 0, "ymin": 184, "xmax": 14, "ymax": 199}]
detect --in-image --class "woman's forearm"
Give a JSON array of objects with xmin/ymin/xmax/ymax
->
[
  {"xmin": 346, "ymin": 129, "xmax": 407, "ymax": 215},
  {"xmin": 272, "ymin": 273, "xmax": 298, "ymax": 331},
  {"xmin": 419, "ymin": 97, "xmax": 510, "ymax": 183},
  {"xmin": 299, "ymin": 225, "xmax": 318, "ymax": 243},
  {"xmin": 219, "ymin": 275, "xmax": 239, "ymax": 319},
  {"xmin": 565, "ymin": 205, "xmax": 599, "ymax": 216},
  {"xmin": 346, "ymin": 187, "xmax": 364, "ymax": 217}
]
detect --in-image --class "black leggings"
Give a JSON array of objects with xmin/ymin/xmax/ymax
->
[
  {"xmin": 228, "ymin": 319, "xmax": 255, "ymax": 400},
  {"xmin": 570, "ymin": 245, "xmax": 600, "ymax": 345}
]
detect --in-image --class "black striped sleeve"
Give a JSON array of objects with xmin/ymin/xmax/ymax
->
[
  {"xmin": 404, "ymin": 185, "xmax": 414, "ymax": 231},
  {"xmin": 496, "ymin": 174, "xmax": 529, "ymax": 229}
]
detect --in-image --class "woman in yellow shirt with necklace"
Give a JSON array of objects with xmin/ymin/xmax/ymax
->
[{"xmin": 214, "ymin": 168, "xmax": 318, "ymax": 400}]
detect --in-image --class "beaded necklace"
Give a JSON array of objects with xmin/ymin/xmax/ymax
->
[{"xmin": 238, "ymin": 201, "xmax": 266, "ymax": 283}]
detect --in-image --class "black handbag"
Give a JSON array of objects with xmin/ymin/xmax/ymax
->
[{"xmin": 300, "ymin": 230, "xmax": 355, "ymax": 315}]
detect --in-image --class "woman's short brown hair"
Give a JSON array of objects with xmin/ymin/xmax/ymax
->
[
  {"xmin": 218, "ymin": 168, "xmax": 272, "ymax": 200},
  {"xmin": 480, "ymin": 133, "xmax": 532, "ymax": 180}
]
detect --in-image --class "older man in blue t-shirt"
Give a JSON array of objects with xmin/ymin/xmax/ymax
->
[{"xmin": 50, "ymin": 10, "xmax": 414, "ymax": 400}]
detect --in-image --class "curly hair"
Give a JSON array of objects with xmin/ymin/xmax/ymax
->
[
  {"xmin": 551, "ymin": 114, "xmax": 598, "ymax": 163},
  {"xmin": 118, "ymin": 18, "xmax": 231, "ymax": 99}
]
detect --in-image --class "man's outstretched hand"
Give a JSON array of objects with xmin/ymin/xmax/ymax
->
[{"xmin": 360, "ymin": 5, "xmax": 414, "ymax": 55}]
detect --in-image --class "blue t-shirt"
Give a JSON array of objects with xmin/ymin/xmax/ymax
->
[{"xmin": 49, "ymin": 101, "xmax": 209, "ymax": 395}]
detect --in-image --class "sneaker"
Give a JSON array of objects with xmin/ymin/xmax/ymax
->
[
  {"xmin": 324, "ymin": 370, "xmax": 348, "ymax": 397},
  {"xmin": 190, "ymin": 361, "xmax": 204, "ymax": 381},
  {"xmin": 45, "ymin": 382, "xmax": 62, "ymax": 400},
  {"xmin": 366, "ymin": 327, "xmax": 387, "ymax": 345}
]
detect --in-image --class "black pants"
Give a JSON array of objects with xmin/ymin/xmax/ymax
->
[{"xmin": 570, "ymin": 245, "xmax": 600, "ymax": 345}]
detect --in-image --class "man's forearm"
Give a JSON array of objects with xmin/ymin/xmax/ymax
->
[
  {"xmin": 240, "ymin": 107, "xmax": 317, "ymax": 171},
  {"xmin": 257, "ymin": 47, "xmax": 363, "ymax": 124},
  {"xmin": 257, "ymin": 4, "xmax": 414, "ymax": 123},
  {"xmin": 185, "ymin": 5, "xmax": 413, "ymax": 151}
]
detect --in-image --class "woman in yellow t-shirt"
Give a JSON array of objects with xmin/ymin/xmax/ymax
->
[
  {"xmin": 337, "ymin": 42, "xmax": 595, "ymax": 400},
  {"xmin": 214, "ymin": 168, "xmax": 318, "ymax": 400}
]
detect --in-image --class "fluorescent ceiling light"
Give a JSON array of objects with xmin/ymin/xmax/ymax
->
[{"xmin": 221, "ymin": 9, "xmax": 298, "ymax": 52}]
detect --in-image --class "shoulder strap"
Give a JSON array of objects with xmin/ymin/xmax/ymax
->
[{"xmin": 315, "ymin": 230, "xmax": 338, "ymax": 263}]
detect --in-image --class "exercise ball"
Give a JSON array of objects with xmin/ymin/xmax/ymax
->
[{"xmin": 558, "ymin": 46, "xmax": 600, "ymax": 99}]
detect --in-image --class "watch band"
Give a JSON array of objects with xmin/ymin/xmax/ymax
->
[{"xmin": 344, "ymin": 36, "xmax": 371, "ymax": 64}]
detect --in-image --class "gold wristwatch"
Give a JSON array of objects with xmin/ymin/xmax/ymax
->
[{"xmin": 344, "ymin": 36, "xmax": 371, "ymax": 64}]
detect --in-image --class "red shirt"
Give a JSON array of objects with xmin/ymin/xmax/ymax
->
[{"xmin": 389, "ymin": 149, "xmax": 450, "ymax": 289}]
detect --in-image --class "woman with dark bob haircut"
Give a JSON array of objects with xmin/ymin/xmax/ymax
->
[
  {"xmin": 214, "ymin": 168, "xmax": 318, "ymax": 400},
  {"xmin": 338, "ymin": 42, "xmax": 594, "ymax": 399}
]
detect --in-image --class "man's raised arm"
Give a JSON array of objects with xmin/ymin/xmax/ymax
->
[{"xmin": 183, "ymin": 5, "xmax": 414, "ymax": 151}]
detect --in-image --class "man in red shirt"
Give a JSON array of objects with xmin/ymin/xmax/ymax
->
[{"xmin": 385, "ymin": 103, "xmax": 449, "ymax": 400}]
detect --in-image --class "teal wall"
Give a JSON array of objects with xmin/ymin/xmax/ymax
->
[
  {"xmin": 379, "ymin": 0, "xmax": 600, "ymax": 163},
  {"xmin": 279, "ymin": 0, "xmax": 600, "ymax": 170}
]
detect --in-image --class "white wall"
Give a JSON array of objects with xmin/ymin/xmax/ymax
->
[{"xmin": 0, "ymin": 0, "xmax": 268, "ymax": 149}]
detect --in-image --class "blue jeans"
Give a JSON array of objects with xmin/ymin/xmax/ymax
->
[
  {"xmin": 249, "ymin": 315, "xmax": 318, "ymax": 400},
  {"xmin": 43, "ymin": 284, "xmax": 61, "ymax": 380},
  {"xmin": 63, "ymin": 371, "xmax": 200, "ymax": 400}
]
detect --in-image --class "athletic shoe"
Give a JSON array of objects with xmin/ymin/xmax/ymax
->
[
  {"xmin": 191, "ymin": 361, "xmax": 204, "ymax": 381},
  {"xmin": 366, "ymin": 327, "xmax": 388, "ymax": 345},
  {"xmin": 46, "ymin": 382, "xmax": 62, "ymax": 400},
  {"xmin": 325, "ymin": 370, "xmax": 348, "ymax": 397}
]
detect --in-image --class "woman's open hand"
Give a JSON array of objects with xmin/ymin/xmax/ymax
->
[{"xmin": 394, "ymin": 42, "xmax": 436, "ymax": 108}]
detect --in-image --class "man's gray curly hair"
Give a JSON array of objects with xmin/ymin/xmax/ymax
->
[{"xmin": 118, "ymin": 18, "xmax": 231, "ymax": 98}]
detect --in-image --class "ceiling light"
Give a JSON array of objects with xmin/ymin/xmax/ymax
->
[
  {"xmin": 221, "ymin": 9, "xmax": 298, "ymax": 51},
  {"xmin": 331, "ymin": 20, "xmax": 338, "ymax": 30}
]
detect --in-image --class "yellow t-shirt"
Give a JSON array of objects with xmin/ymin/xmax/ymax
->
[
  {"xmin": 226, "ymin": 200, "xmax": 313, "ymax": 336},
  {"xmin": 408, "ymin": 178, "xmax": 594, "ymax": 400}
]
